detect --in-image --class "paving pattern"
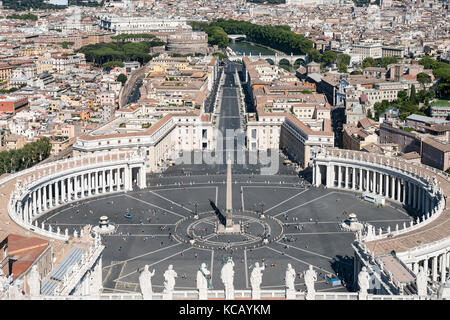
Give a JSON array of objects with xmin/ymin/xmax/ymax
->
[{"xmin": 37, "ymin": 174, "xmax": 412, "ymax": 294}]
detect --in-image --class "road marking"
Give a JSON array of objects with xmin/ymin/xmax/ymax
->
[
  {"xmin": 116, "ymin": 247, "xmax": 193, "ymax": 281},
  {"xmin": 148, "ymin": 190, "xmax": 193, "ymax": 213},
  {"xmin": 273, "ymin": 192, "xmax": 338, "ymax": 217},
  {"xmin": 277, "ymin": 240, "xmax": 333, "ymax": 260},
  {"xmin": 102, "ymin": 241, "xmax": 184, "ymax": 269},
  {"xmin": 241, "ymin": 186, "xmax": 245, "ymax": 211},
  {"xmin": 265, "ymin": 189, "xmax": 310, "ymax": 213},
  {"xmin": 124, "ymin": 194, "xmax": 186, "ymax": 219},
  {"xmin": 266, "ymin": 246, "xmax": 330, "ymax": 274},
  {"xmin": 42, "ymin": 193, "xmax": 124, "ymax": 222}
]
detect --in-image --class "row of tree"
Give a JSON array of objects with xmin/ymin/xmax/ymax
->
[
  {"xmin": 0, "ymin": 138, "xmax": 51, "ymax": 175},
  {"xmin": 6, "ymin": 13, "xmax": 38, "ymax": 20},
  {"xmin": 77, "ymin": 41, "xmax": 161, "ymax": 66},
  {"xmin": 111, "ymin": 33, "xmax": 164, "ymax": 43},
  {"xmin": 190, "ymin": 19, "xmax": 313, "ymax": 55}
]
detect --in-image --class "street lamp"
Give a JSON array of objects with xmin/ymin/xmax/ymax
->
[
  {"xmin": 255, "ymin": 202, "xmax": 265, "ymax": 219},
  {"xmin": 190, "ymin": 201, "xmax": 199, "ymax": 220}
]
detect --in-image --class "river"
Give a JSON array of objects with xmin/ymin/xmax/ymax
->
[{"xmin": 228, "ymin": 41, "xmax": 276, "ymax": 56}]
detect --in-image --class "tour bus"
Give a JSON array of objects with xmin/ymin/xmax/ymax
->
[{"xmin": 362, "ymin": 192, "xmax": 385, "ymax": 206}]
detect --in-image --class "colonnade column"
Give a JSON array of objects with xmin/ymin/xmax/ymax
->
[
  {"xmin": 432, "ymin": 256, "xmax": 438, "ymax": 282},
  {"xmin": 345, "ymin": 166, "xmax": 349, "ymax": 189},
  {"xmin": 351, "ymin": 168, "xmax": 355, "ymax": 190},
  {"xmin": 32, "ymin": 191, "xmax": 37, "ymax": 217},
  {"xmin": 413, "ymin": 262, "xmax": 419, "ymax": 275},
  {"xmin": 116, "ymin": 168, "xmax": 120, "ymax": 191},
  {"xmin": 418, "ymin": 187, "xmax": 423, "ymax": 213},
  {"xmin": 125, "ymin": 167, "xmax": 131, "ymax": 191},
  {"xmin": 62, "ymin": 178, "xmax": 66, "ymax": 203},
  {"xmin": 408, "ymin": 181, "xmax": 413, "ymax": 207},
  {"xmin": 365, "ymin": 169, "xmax": 369, "ymax": 192},
  {"xmin": 423, "ymin": 257, "xmax": 429, "ymax": 277},
  {"xmin": 49, "ymin": 183, "xmax": 53, "ymax": 208},
  {"xmin": 37, "ymin": 187, "xmax": 42, "ymax": 214},
  {"xmin": 338, "ymin": 165, "xmax": 342, "ymax": 188},
  {"xmin": 358, "ymin": 168, "xmax": 362, "ymax": 191},
  {"xmin": 441, "ymin": 253, "xmax": 447, "ymax": 283},
  {"xmin": 87, "ymin": 173, "xmax": 92, "ymax": 196},
  {"xmin": 43, "ymin": 185, "xmax": 47, "ymax": 211},
  {"xmin": 102, "ymin": 170, "xmax": 106, "ymax": 193},
  {"xmin": 377, "ymin": 173, "xmax": 381, "ymax": 195},
  {"xmin": 390, "ymin": 176, "xmax": 394, "ymax": 199},
  {"xmin": 94, "ymin": 171, "xmax": 98, "ymax": 194},
  {"xmin": 109, "ymin": 169, "xmax": 113, "ymax": 190},
  {"xmin": 55, "ymin": 181, "xmax": 59, "ymax": 206},
  {"xmin": 68, "ymin": 177, "xmax": 73, "ymax": 201}
]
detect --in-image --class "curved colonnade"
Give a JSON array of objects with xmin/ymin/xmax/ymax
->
[
  {"xmin": 313, "ymin": 147, "xmax": 450, "ymax": 293},
  {"xmin": 4, "ymin": 151, "xmax": 147, "ymax": 241}
]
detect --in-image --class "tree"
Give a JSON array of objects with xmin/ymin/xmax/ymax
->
[
  {"xmin": 0, "ymin": 138, "xmax": 51, "ymax": 175},
  {"xmin": 321, "ymin": 50, "xmax": 337, "ymax": 66},
  {"xmin": 190, "ymin": 19, "xmax": 313, "ymax": 55},
  {"xmin": 338, "ymin": 62, "xmax": 348, "ymax": 73},
  {"xmin": 103, "ymin": 61, "xmax": 124, "ymax": 69},
  {"xmin": 337, "ymin": 54, "xmax": 351, "ymax": 66},
  {"xmin": 307, "ymin": 49, "xmax": 322, "ymax": 62},
  {"xmin": 417, "ymin": 72, "xmax": 431, "ymax": 85},
  {"xmin": 397, "ymin": 90, "xmax": 408, "ymax": 102},
  {"xmin": 350, "ymin": 70, "xmax": 363, "ymax": 75},
  {"xmin": 419, "ymin": 56, "xmax": 437, "ymax": 70},
  {"xmin": 205, "ymin": 26, "xmax": 229, "ymax": 48},
  {"xmin": 410, "ymin": 85, "xmax": 418, "ymax": 104},
  {"xmin": 379, "ymin": 57, "xmax": 398, "ymax": 69},
  {"xmin": 117, "ymin": 74, "xmax": 127, "ymax": 85},
  {"xmin": 362, "ymin": 57, "xmax": 375, "ymax": 69}
]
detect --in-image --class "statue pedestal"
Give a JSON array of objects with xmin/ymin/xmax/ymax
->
[
  {"xmin": 198, "ymin": 288, "xmax": 208, "ymax": 300},
  {"xmin": 163, "ymin": 292, "xmax": 173, "ymax": 300},
  {"xmin": 142, "ymin": 292, "xmax": 153, "ymax": 300},
  {"xmin": 251, "ymin": 289, "xmax": 261, "ymax": 300},
  {"xmin": 305, "ymin": 292, "xmax": 316, "ymax": 300},
  {"xmin": 285, "ymin": 289, "xmax": 296, "ymax": 299},
  {"xmin": 358, "ymin": 293, "xmax": 368, "ymax": 300},
  {"xmin": 224, "ymin": 289, "xmax": 234, "ymax": 300}
]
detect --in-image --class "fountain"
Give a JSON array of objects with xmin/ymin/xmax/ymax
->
[
  {"xmin": 341, "ymin": 213, "xmax": 364, "ymax": 231},
  {"xmin": 92, "ymin": 215, "xmax": 116, "ymax": 235}
]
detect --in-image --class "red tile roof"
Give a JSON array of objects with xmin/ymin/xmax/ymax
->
[{"xmin": 7, "ymin": 234, "xmax": 49, "ymax": 280}]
